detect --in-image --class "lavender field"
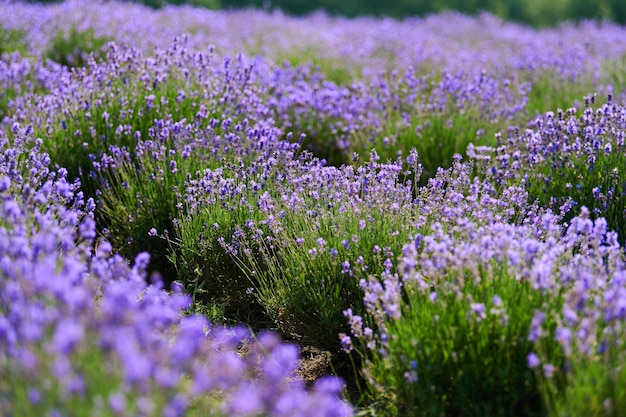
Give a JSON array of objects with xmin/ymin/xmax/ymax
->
[{"xmin": 2, "ymin": 1, "xmax": 626, "ymax": 416}]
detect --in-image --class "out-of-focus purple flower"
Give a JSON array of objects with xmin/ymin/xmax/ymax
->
[
  {"xmin": 27, "ymin": 387, "xmax": 41, "ymax": 404},
  {"xmin": 470, "ymin": 302, "xmax": 487, "ymax": 322},
  {"xmin": 52, "ymin": 318, "xmax": 84, "ymax": 355},
  {"xmin": 225, "ymin": 383, "xmax": 263, "ymax": 416},
  {"xmin": 527, "ymin": 353, "xmax": 540, "ymax": 368},
  {"xmin": 543, "ymin": 363, "xmax": 555, "ymax": 379},
  {"xmin": 108, "ymin": 391, "xmax": 126, "ymax": 414},
  {"xmin": 78, "ymin": 216, "xmax": 96, "ymax": 240},
  {"xmin": 262, "ymin": 343, "xmax": 299, "ymax": 381},
  {"xmin": 529, "ymin": 311, "xmax": 545, "ymax": 342}
]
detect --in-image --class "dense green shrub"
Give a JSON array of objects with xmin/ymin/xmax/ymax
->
[
  {"xmin": 44, "ymin": 26, "xmax": 111, "ymax": 68},
  {"xmin": 0, "ymin": 25, "xmax": 28, "ymax": 56}
]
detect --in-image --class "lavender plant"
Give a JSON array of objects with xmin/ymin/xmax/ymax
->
[
  {"xmin": 172, "ymin": 131, "xmax": 311, "ymax": 323},
  {"xmin": 526, "ymin": 209, "xmax": 626, "ymax": 417},
  {"xmin": 340, "ymin": 159, "xmax": 569, "ymax": 416},
  {"xmin": 267, "ymin": 63, "xmax": 527, "ymax": 183},
  {"xmin": 12, "ymin": 37, "xmax": 266, "ymax": 194},
  {"xmin": 102, "ymin": 119, "xmax": 299, "ymax": 308},
  {"xmin": 0, "ymin": 52, "xmax": 67, "ymax": 122},
  {"xmin": 360, "ymin": 68, "xmax": 527, "ymax": 181},
  {"xmin": 478, "ymin": 95, "xmax": 626, "ymax": 244},
  {"xmin": 223, "ymin": 150, "xmax": 421, "ymax": 351},
  {"xmin": 10, "ymin": 38, "xmax": 276, "ymax": 281}
]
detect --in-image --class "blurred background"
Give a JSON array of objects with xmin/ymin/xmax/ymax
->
[{"xmin": 27, "ymin": 0, "xmax": 625, "ymax": 26}]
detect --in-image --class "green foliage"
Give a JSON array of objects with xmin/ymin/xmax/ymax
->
[
  {"xmin": 96, "ymin": 134, "xmax": 189, "ymax": 283},
  {"xmin": 540, "ymin": 345, "xmax": 626, "ymax": 417},
  {"xmin": 367, "ymin": 109, "xmax": 502, "ymax": 185},
  {"xmin": 221, "ymin": 0, "xmax": 626, "ymax": 25},
  {"xmin": 354, "ymin": 72, "xmax": 519, "ymax": 184},
  {"xmin": 44, "ymin": 26, "xmax": 111, "ymax": 68},
  {"xmin": 523, "ymin": 52, "xmax": 626, "ymax": 120},
  {"xmin": 277, "ymin": 53, "xmax": 358, "ymax": 86},
  {"xmin": 137, "ymin": 0, "xmax": 220, "ymax": 9},
  {"xmin": 233, "ymin": 174, "xmax": 418, "ymax": 349},
  {"xmin": 186, "ymin": 0, "xmax": 221, "ymax": 8},
  {"xmin": 525, "ymin": 71, "xmax": 595, "ymax": 119},
  {"xmin": 0, "ymin": 25, "xmax": 28, "ymax": 56},
  {"xmin": 174, "ymin": 190, "xmax": 270, "ymax": 326}
]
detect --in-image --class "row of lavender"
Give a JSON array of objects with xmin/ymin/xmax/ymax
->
[
  {"xmin": 4, "ymin": 0, "xmax": 626, "ymax": 77},
  {"xmin": 0, "ymin": 125, "xmax": 352, "ymax": 414},
  {"xmin": 2, "ymin": 1, "xmax": 626, "ymax": 416},
  {"xmin": 3, "ymin": 2, "xmax": 626, "ymax": 177}
]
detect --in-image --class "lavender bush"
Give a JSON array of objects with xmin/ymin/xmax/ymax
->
[
  {"xmin": 44, "ymin": 25, "xmax": 111, "ymax": 68},
  {"xmin": 474, "ymin": 94, "xmax": 626, "ymax": 245},
  {"xmin": 220, "ymin": 149, "xmax": 420, "ymax": 349}
]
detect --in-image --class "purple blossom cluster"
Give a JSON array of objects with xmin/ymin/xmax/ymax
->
[
  {"xmin": 264, "ymin": 62, "xmax": 528, "ymax": 166},
  {"xmin": 342, "ymin": 157, "xmax": 555, "ymax": 343},
  {"xmin": 0, "ymin": 51, "xmax": 69, "ymax": 122},
  {"xmin": 476, "ymin": 96, "xmax": 626, "ymax": 185},
  {"xmin": 472, "ymin": 94, "xmax": 626, "ymax": 244},
  {"xmin": 9, "ymin": 36, "xmax": 272, "ymax": 148},
  {"xmin": 208, "ymin": 149, "xmax": 418, "ymax": 347}
]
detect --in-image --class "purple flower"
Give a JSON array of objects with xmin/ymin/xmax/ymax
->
[
  {"xmin": 78, "ymin": 216, "xmax": 96, "ymax": 240},
  {"xmin": 27, "ymin": 387, "xmax": 41, "ymax": 404},
  {"xmin": 264, "ymin": 344, "xmax": 298, "ymax": 379},
  {"xmin": 340, "ymin": 333, "xmax": 353, "ymax": 352},
  {"xmin": 132, "ymin": 252, "xmax": 151, "ymax": 276},
  {"xmin": 108, "ymin": 391, "xmax": 126, "ymax": 414},
  {"xmin": 0, "ymin": 176, "xmax": 10, "ymax": 192},
  {"xmin": 116, "ymin": 338, "xmax": 153, "ymax": 384},
  {"xmin": 52, "ymin": 318, "xmax": 84, "ymax": 355},
  {"xmin": 555, "ymin": 326, "xmax": 572, "ymax": 353},
  {"xmin": 543, "ymin": 363, "xmax": 555, "ymax": 379},
  {"xmin": 225, "ymin": 383, "xmax": 263, "ymax": 415},
  {"xmin": 527, "ymin": 353, "xmax": 540, "ymax": 369},
  {"xmin": 491, "ymin": 295, "xmax": 503, "ymax": 308},
  {"xmin": 528, "ymin": 311, "xmax": 545, "ymax": 342},
  {"xmin": 3, "ymin": 200, "xmax": 22, "ymax": 221},
  {"xmin": 341, "ymin": 260, "xmax": 352, "ymax": 276}
]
